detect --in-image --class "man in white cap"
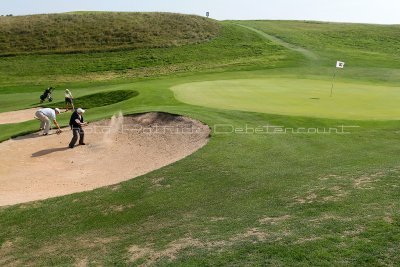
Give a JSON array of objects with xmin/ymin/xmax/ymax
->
[
  {"xmin": 35, "ymin": 107, "xmax": 62, "ymax": 136},
  {"xmin": 68, "ymin": 108, "xmax": 88, "ymax": 148}
]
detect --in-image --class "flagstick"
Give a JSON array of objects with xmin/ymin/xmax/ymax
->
[{"xmin": 330, "ymin": 67, "xmax": 337, "ymax": 97}]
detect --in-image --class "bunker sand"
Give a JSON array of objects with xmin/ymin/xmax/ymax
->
[
  {"xmin": 0, "ymin": 112, "xmax": 210, "ymax": 206},
  {"xmin": 0, "ymin": 108, "xmax": 40, "ymax": 124}
]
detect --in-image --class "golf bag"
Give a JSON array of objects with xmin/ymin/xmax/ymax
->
[{"xmin": 40, "ymin": 87, "xmax": 54, "ymax": 103}]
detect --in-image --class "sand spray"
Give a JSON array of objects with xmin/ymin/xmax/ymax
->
[{"xmin": 103, "ymin": 111, "xmax": 124, "ymax": 144}]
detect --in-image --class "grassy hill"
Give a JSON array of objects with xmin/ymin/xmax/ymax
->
[
  {"xmin": 236, "ymin": 20, "xmax": 400, "ymax": 68},
  {"xmin": 1, "ymin": 14, "xmax": 400, "ymax": 266},
  {"xmin": 0, "ymin": 12, "xmax": 219, "ymax": 55},
  {"xmin": 0, "ymin": 18, "xmax": 299, "ymax": 87}
]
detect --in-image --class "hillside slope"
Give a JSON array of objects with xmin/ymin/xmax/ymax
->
[
  {"xmin": 0, "ymin": 19, "xmax": 299, "ymax": 86},
  {"xmin": 0, "ymin": 12, "xmax": 219, "ymax": 55},
  {"xmin": 236, "ymin": 20, "xmax": 400, "ymax": 68}
]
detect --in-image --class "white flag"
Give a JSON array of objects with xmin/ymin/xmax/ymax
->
[{"xmin": 336, "ymin": 61, "xmax": 345, "ymax": 68}]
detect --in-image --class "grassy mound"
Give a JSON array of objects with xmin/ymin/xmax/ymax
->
[
  {"xmin": 0, "ymin": 12, "xmax": 219, "ymax": 55},
  {"xmin": 45, "ymin": 90, "xmax": 138, "ymax": 109},
  {"xmin": 0, "ymin": 23, "xmax": 297, "ymax": 86}
]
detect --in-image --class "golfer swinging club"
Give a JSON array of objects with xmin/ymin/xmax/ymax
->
[
  {"xmin": 35, "ymin": 107, "xmax": 62, "ymax": 136},
  {"xmin": 69, "ymin": 108, "xmax": 88, "ymax": 148}
]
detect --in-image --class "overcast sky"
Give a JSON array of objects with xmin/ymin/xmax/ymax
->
[{"xmin": 2, "ymin": 0, "xmax": 399, "ymax": 24}]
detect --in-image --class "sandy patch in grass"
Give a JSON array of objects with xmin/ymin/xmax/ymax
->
[
  {"xmin": 127, "ymin": 231, "xmax": 270, "ymax": 265},
  {"xmin": 231, "ymin": 228, "xmax": 269, "ymax": 242},
  {"xmin": 259, "ymin": 215, "xmax": 291, "ymax": 225},
  {"xmin": 209, "ymin": 217, "xmax": 226, "ymax": 222},
  {"xmin": 125, "ymin": 220, "xmax": 299, "ymax": 265},
  {"xmin": 294, "ymin": 236, "xmax": 322, "ymax": 244},
  {"xmin": 128, "ymin": 245, "xmax": 153, "ymax": 263},
  {"xmin": 75, "ymin": 258, "xmax": 89, "ymax": 267},
  {"xmin": 293, "ymin": 185, "xmax": 349, "ymax": 205},
  {"xmin": 309, "ymin": 213, "xmax": 353, "ymax": 224},
  {"xmin": 0, "ymin": 112, "xmax": 209, "ymax": 206},
  {"xmin": 127, "ymin": 227, "xmax": 275, "ymax": 265},
  {"xmin": 128, "ymin": 238, "xmax": 204, "ymax": 266},
  {"xmin": 353, "ymin": 175, "xmax": 381, "ymax": 189},
  {"xmin": 342, "ymin": 226, "xmax": 366, "ymax": 237},
  {"xmin": 101, "ymin": 204, "xmax": 135, "ymax": 215},
  {"xmin": 0, "ymin": 240, "xmax": 21, "ymax": 266},
  {"xmin": 151, "ymin": 177, "xmax": 171, "ymax": 188}
]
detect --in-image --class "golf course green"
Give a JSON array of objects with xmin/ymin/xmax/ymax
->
[{"xmin": 172, "ymin": 77, "xmax": 400, "ymax": 120}]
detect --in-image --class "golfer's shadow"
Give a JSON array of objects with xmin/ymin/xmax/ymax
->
[
  {"xmin": 14, "ymin": 132, "xmax": 57, "ymax": 141},
  {"xmin": 32, "ymin": 147, "xmax": 69, "ymax": 157},
  {"xmin": 15, "ymin": 134, "xmax": 44, "ymax": 141}
]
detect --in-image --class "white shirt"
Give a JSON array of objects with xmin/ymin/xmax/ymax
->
[
  {"xmin": 75, "ymin": 114, "xmax": 82, "ymax": 124},
  {"xmin": 65, "ymin": 91, "xmax": 73, "ymax": 98},
  {"xmin": 39, "ymin": 108, "xmax": 56, "ymax": 121}
]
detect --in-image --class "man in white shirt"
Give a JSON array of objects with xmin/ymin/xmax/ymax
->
[
  {"xmin": 65, "ymin": 89, "xmax": 74, "ymax": 111},
  {"xmin": 35, "ymin": 108, "xmax": 62, "ymax": 135}
]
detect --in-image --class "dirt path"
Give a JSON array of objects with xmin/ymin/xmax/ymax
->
[
  {"xmin": 0, "ymin": 112, "xmax": 210, "ymax": 206},
  {"xmin": 235, "ymin": 24, "xmax": 319, "ymax": 61}
]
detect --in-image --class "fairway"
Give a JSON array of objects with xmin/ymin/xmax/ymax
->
[{"xmin": 172, "ymin": 78, "xmax": 400, "ymax": 120}]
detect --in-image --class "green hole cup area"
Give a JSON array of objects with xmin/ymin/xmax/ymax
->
[{"xmin": 172, "ymin": 78, "xmax": 400, "ymax": 120}]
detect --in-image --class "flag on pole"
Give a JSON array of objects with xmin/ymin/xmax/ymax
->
[
  {"xmin": 336, "ymin": 61, "xmax": 345, "ymax": 68},
  {"xmin": 331, "ymin": 61, "xmax": 345, "ymax": 96}
]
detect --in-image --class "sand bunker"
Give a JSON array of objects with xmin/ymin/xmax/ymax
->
[
  {"xmin": 0, "ymin": 108, "xmax": 41, "ymax": 124},
  {"xmin": 0, "ymin": 112, "xmax": 210, "ymax": 206}
]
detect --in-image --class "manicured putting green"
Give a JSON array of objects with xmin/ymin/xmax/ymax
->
[{"xmin": 172, "ymin": 78, "xmax": 400, "ymax": 120}]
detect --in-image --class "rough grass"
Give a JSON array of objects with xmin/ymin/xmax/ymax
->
[
  {"xmin": 1, "ymin": 93, "xmax": 400, "ymax": 265},
  {"xmin": 44, "ymin": 90, "xmax": 139, "ymax": 109},
  {"xmin": 0, "ymin": 12, "xmax": 219, "ymax": 55}
]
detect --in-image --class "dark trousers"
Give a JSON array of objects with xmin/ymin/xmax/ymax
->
[{"xmin": 69, "ymin": 127, "xmax": 84, "ymax": 148}]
